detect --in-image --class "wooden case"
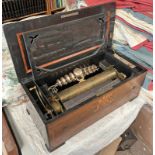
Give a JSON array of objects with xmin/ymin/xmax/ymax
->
[
  {"xmin": 3, "ymin": 2, "xmax": 146, "ymax": 151},
  {"xmin": 2, "ymin": 111, "xmax": 20, "ymax": 155}
]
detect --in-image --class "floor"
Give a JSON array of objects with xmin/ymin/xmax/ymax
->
[{"xmin": 116, "ymin": 140, "xmax": 151, "ymax": 155}]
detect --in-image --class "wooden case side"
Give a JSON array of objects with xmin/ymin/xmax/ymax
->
[
  {"xmin": 2, "ymin": 112, "xmax": 19, "ymax": 155},
  {"xmin": 47, "ymin": 72, "xmax": 146, "ymax": 149},
  {"xmin": 26, "ymin": 101, "xmax": 50, "ymax": 148}
]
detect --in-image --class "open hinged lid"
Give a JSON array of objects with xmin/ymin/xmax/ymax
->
[{"xmin": 3, "ymin": 2, "xmax": 115, "ymax": 83}]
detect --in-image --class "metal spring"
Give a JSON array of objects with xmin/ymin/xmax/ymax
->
[
  {"xmin": 56, "ymin": 73, "xmax": 76, "ymax": 87},
  {"xmin": 82, "ymin": 65, "xmax": 98, "ymax": 76},
  {"xmin": 55, "ymin": 64, "xmax": 98, "ymax": 87},
  {"xmin": 48, "ymin": 64, "xmax": 99, "ymax": 93}
]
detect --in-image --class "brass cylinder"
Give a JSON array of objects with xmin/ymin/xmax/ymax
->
[{"xmin": 58, "ymin": 68, "xmax": 118, "ymax": 102}]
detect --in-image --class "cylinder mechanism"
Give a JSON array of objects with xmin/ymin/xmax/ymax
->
[
  {"xmin": 57, "ymin": 67, "xmax": 126, "ymax": 102},
  {"xmin": 48, "ymin": 64, "xmax": 99, "ymax": 93}
]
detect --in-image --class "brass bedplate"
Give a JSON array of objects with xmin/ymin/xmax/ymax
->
[{"xmin": 30, "ymin": 64, "xmax": 126, "ymax": 115}]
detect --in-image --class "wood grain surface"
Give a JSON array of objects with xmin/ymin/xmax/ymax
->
[
  {"xmin": 2, "ymin": 112, "xmax": 19, "ymax": 155},
  {"xmin": 46, "ymin": 72, "xmax": 146, "ymax": 150}
]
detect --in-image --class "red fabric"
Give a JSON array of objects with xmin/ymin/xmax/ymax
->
[
  {"xmin": 132, "ymin": 40, "xmax": 153, "ymax": 52},
  {"xmin": 86, "ymin": 0, "xmax": 153, "ymax": 18},
  {"xmin": 85, "ymin": 0, "xmax": 115, "ymax": 6},
  {"xmin": 143, "ymin": 41, "xmax": 153, "ymax": 52},
  {"xmin": 148, "ymin": 80, "xmax": 153, "ymax": 90},
  {"xmin": 116, "ymin": 0, "xmax": 153, "ymax": 18},
  {"xmin": 117, "ymin": 0, "xmax": 152, "ymax": 11},
  {"xmin": 132, "ymin": 40, "xmax": 148, "ymax": 50},
  {"xmin": 115, "ymin": 16, "xmax": 152, "ymax": 35},
  {"xmin": 115, "ymin": 15, "xmax": 153, "ymax": 52}
]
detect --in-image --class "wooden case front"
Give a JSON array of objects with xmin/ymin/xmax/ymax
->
[{"xmin": 27, "ymin": 71, "xmax": 146, "ymax": 151}]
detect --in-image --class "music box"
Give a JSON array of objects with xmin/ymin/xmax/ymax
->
[{"xmin": 3, "ymin": 2, "xmax": 146, "ymax": 151}]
